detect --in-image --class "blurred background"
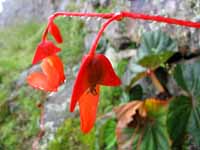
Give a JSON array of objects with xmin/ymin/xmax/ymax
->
[{"xmin": 0, "ymin": 0, "xmax": 200, "ymax": 150}]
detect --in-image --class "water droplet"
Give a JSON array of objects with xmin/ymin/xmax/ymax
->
[{"xmin": 86, "ymin": 17, "xmax": 91, "ymax": 22}]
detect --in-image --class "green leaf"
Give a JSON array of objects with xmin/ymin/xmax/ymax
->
[
  {"xmin": 122, "ymin": 59, "xmax": 147, "ymax": 88},
  {"xmin": 173, "ymin": 62, "xmax": 200, "ymax": 99},
  {"xmin": 132, "ymin": 104, "xmax": 170, "ymax": 150},
  {"xmin": 173, "ymin": 62, "xmax": 200, "ymax": 146},
  {"xmin": 123, "ymin": 30, "xmax": 177, "ymax": 88},
  {"xmin": 137, "ymin": 30, "xmax": 177, "ymax": 69},
  {"xmin": 167, "ymin": 95, "xmax": 200, "ymax": 147},
  {"xmin": 167, "ymin": 96, "xmax": 192, "ymax": 146},
  {"xmin": 187, "ymin": 105, "xmax": 200, "ymax": 146},
  {"xmin": 0, "ymin": 101, "xmax": 10, "ymax": 123},
  {"xmin": 129, "ymin": 84, "xmax": 143, "ymax": 100},
  {"xmin": 96, "ymin": 119, "xmax": 117, "ymax": 150}
]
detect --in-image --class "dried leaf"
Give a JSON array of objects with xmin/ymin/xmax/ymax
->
[
  {"xmin": 114, "ymin": 98, "xmax": 169, "ymax": 150},
  {"xmin": 113, "ymin": 101, "xmax": 147, "ymax": 149}
]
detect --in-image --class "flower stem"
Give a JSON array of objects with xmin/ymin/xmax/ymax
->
[
  {"xmin": 88, "ymin": 13, "xmax": 123, "ymax": 55},
  {"xmin": 32, "ymin": 103, "xmax": 45, "ymax": 150},
  {"xmin": 147, "ymin": 70, "xmax": 165, "ymax": 93},
  {"xmin": 41, "ymin": 11, "xmax": 200, "ymax": 42}
]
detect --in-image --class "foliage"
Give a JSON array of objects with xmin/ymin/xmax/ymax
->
[
  {"xmin": 0, "ymin": 88, "xmax": 42, "ymax": 150},
  {"xmin": 123, "ymin": 30, "xmax": 177, "ymax": 89},
  {"xmin": 54, "ymin": 17, "xmax": 85, "ymax": 66},
  {"xmin": 167, "ymin": 62, "xmax": 200, "ymax": 148},
  {"xmin": 48, "ymin": 118, "xmax": 96, "ymax": 150},
  {"xmin": 0, "ymin": 16, "xmax": 85, "ymax": 150},
  {"xmin": 1, "ymin": 6, "xmax": 200, "ymax": 149}
]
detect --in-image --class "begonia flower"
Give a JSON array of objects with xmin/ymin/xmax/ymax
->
[
  {"xmin": 70, "ymin": 54, "xmax": 121, "ymax": 133},
  {"xmin": 49, "ymin": 21, "xmax": 63, "ymax": 43},
  {"xmin": 32, "ymin": 41, "xmax": 60, "ymax": 65},
  {"xmin": 27, "ymin": 55, "xmax": 65, "ymax": 92}
]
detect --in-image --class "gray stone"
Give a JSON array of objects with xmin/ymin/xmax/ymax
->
[
  {"xmin": 15, "ymin": 64, "xmax": 40, "ymax": 88},
  {"xmin": 129, "ymin": 0, "xmax": 200, "ymax": 53},
  {"xmin": 84, "ymin": 32, "xmax": 97, "ymax": 50},
  {"xmin": 105, "ymin": 21, "xmax": 132, "ymax": 50},
  {"xmin": 100, "ymin": 0, "xmax": 111, "ymax": 7}
]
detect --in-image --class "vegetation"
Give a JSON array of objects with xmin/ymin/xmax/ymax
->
[
  {"xmin": 0, "ymin": 17, "xmax": 86, "ymax": 150},
  {"xmin": 1, "ymin": 1, "xmax": 200, "ymax": 149}
]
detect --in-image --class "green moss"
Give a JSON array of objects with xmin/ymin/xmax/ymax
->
[
  {"xmin": 96, "ymin": 119, "xmax": 117, "ymax": 150},
  {"xmin": 0, "ymin": 14, "xmax": 86, "ymax": 149},
  {"xmin": 116, "ymin": 59, "xmax": 129, "ymax": 77},
  {"xmin": 0, "ymin": 22, "xmax": 42, "ymax": 78},
  {"xmin": 48, "ymin": 118, "xmax": 96, "ymax": 150},
  {"xmin": 53, "ymin": 17, "xmax": 85, "ymax": 66},
  {"xmin": 0, "ymin": 87, "xmax": 42, "ymax": 150}
]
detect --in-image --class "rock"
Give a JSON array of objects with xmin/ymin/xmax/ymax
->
[
  {"xmin": 129, "ymin": 0, "xmax": 200, "ymax": 53},
  {"xmin": 85, "ymin": 18, "xmax": 102, "ymax": 32},
  {"xmin": 100, "ymin": 0, "xmax": 111, "ymax": 7},
  {"xmin": 91, "ymin": 0, "xmax": 100, "ymax": 8},
  {"xmin": 105, "ymin": 46, "xmax": 119, "ymax": 68},
  {"xmin": 90, "ymin": 0, "xmax": 111, "ymax": 8},
  {"xmin": 40, "ymin": 76, "xmax": 76, "ymax": 149},
  {"xmin": 0, "ymin": 0, "xmax": 66, "ymax": 26},
  {"xmin": 15, "ymin": 64, "xmax": 40, "ymax": 89},
  {"xmin": 105, "ymin": 21, "xmax": 133, "ymax": 50},
  {"xmin": 84, "ymin": 33, "xmax": 97, "ymax": 50},
  {"xmin": 0, "ymin": 0, "xmax": 50, "ymax": 26}
]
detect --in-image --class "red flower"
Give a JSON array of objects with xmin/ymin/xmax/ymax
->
[
  {"xmin": 27, "ymin": 55, "xmax": 65, "ymax": 92},
  {"xmin": 70, "ymin": 54, "xmax": 121, "ymax": 133},
  {"xmin": 32, "ymin": 41, "xmax": 60, "ymax": 65},
  {"xmin": 49, "ymin": 21, "xmax": 63, "ymax": 43}
]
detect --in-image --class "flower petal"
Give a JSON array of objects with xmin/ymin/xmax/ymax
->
[
  {"xmin": 47, "ymin": 55, "xmax": 65, "ymax": 83},
  {"xmin": 96, "ymin": 54, "xmax": 121, "ymax": 86},
  {"xmin": 32, "ymin": 41, "xmax": 61, "ymax": 65},
  {"xmin": 27, "ymin": 72, "xmax": 56, "ymax": 92},
  {"xmin": 41, "ymin": 58, "xmax": 60, "ymax": 91},
  {"xmin": 70, "ymin": 55, "xmax": 92, "ymax": 112},
  {"xmin": 49, "ymin": 22, "xmax": 63, "ymax": 43},
  {"xmin": 79, "ymin": 85, "xmax": 100, "ymax": 133}
]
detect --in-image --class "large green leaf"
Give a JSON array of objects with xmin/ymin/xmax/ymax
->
[
  {"xmin": 131, "ymin": 104, "xmax": 170, "ymax": 150},
  {"xmin": 174, "ymin": 62, "xmax": 200, "ymax": 99},
  {"xmin": 187, "ymin": 105, "xmax": 200, "ymax": 146},
  {"xmin": 167, "ymin": 96, "xmax": 192, "ymax": 146},
  {"xmin": 123, "ymin": 30, "xmax": 177, "ymax": 88},
  {"xmin": 168, "ymin": 62, "xmax": 200, "ymax": 147},
  {"xmin": 137, "ymin": 30, "xmax": 177, "ymax": 69}
]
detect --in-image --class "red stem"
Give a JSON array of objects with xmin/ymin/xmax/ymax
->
[
  {"xmin": 88, "ymin": 13, "xmax": 123, "ymax": 55},
  {"xmin": 122, "ymin": 11, "xmax": 200, "ymax": 28},
  {"xmin": 32, "ymin": 104, "xmax": 45, "ymax": 150},
  {"xmin": 41, "ymin": 11, "xmax": 200, "ymax": 51}
]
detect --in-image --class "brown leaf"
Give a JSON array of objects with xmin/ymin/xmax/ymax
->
[
  {"xmin": 113, "ymin": 98, "xmax": 168, "ymax": 150},
  {"xmin": 113, "ymin": 101, "xmax": 147, "ymax": 150}
]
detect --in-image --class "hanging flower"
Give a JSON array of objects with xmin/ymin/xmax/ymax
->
[
  {"xmin": 70, "ymin": 54, "xmax": 121, "ymax": 133},
  {"xmin": 49, "ymin": 21, "xmax": 63, "ymax": 43},
  {"xmin": 27, "ymin": 54, "xmax": 65, "ymax": 92},
  {"xmin": 32, "ymin": 41, "xmax": 61, "ymax": 65}
]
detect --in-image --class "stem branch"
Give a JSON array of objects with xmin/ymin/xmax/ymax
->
[
  {"xmin": 41, "ymin": 11, "xmax": 200, "ymax": 43},
  {"xmin": 148, "ymin": 70, "xmax": 165, "ymax": 93},
  {"xmin": 32, "ymin": 103, "xmax": 45, "ymax": 150}
]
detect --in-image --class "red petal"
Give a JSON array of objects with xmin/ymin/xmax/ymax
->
[
  {"xmin": 49, "ymin": 22, "xmax": 63, "ymax": 43},
  {"xmin": 79, "ymin": 85, "xmax": 100, "ymax": 133},
  {"xmin": 32, "ymin": 41, "xmax": 61, "ymax": 65},
  {"xmin": 47, "ymin": 55, "xmax": 65, "ymax": 83},
  {"xmin": 27, "ymin": 72, "xmax": 56, "ymax": 92},
  {"xmin": 96, "ymin": 54, "xmax": 121, "ymax": 86},
  {"xmin": 41, "ymin": 58, "xmax": 60, "ymax": 91},
  {"xmin": 70, "ymin": 55, "xmax": 92, "ymax": 112}
]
